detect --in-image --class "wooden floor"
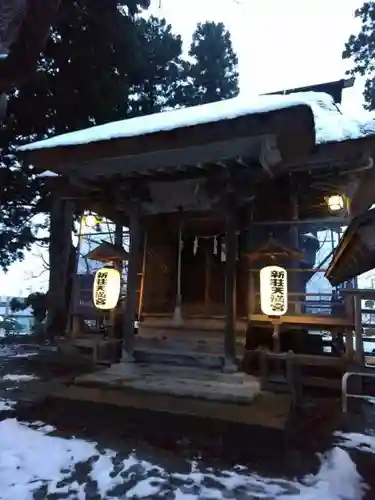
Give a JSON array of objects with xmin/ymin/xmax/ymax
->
[{"xmin": 50, "ymin": 362, "xmax": 292, "ymax": 429}]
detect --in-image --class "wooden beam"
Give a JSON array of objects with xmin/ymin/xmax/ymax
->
[
  {"xmin": 249, "ymin": 313, "xmax": 354, "ymax": 328},
  {"xmin": 251, "ymin": 216, "xmax": 349, "ymax": 226},
  {"xmin": 53, "ymin": 136, "xmax": 266, "ymax": 178},
  {"xmin": 349, "ymin": 157, "xmax": 375, "ymax": 217}
]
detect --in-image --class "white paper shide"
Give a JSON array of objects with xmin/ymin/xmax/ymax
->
[{"xmin": 260, "ymin": 265, "xmax": 288, "ymax": 316}]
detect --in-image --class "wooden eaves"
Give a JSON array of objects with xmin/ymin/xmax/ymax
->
[
  {"xmin": 325, "ymin": 207, "xmax": 375, "ymax": 285},
  {"xmin": 264, "ymin": 77, "xmax": 355, "ymax": 105},
  {"xmin": 18, "ymin": 104, "xmax": 316, "ymax": 180}
]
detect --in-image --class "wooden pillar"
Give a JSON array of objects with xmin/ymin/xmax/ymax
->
[
  {"xmin": 122, "ymin": 206, "xmax": 141, "ymax": 362},
  {"xmin": 48, "ymin": 197, "xmax": 74, "ymax": 339},
  {"xmin": 246, "ymin": 204, "xmax": 255, "ymax": 318},
  {"xmin": 248, "ymin": 269, "xmax": 255, "ymax": 315},
  {"xmin": 172, "ymin": 215, "xmax": 184, "ymax": 325},
  {"xmin": 204, "ymin": 248, "xmax": 211, "ymax": 310},
  {"xmin": 66, "ymin": 209, "xmax": 82, "ymax": 340},
  {"xmin": 289, "ymin": 186, "xmax": 300, "ymax": 314},
  {"xmin": 138, "ymin": 232, "xmax": 147, "ymax": 320},
  {"xmin": 111, "ymin": 224, "xmax": 123, "ymax": 343},
  {"xmin": 223, "ymin": 190, "xmax": 237, "ymax": 372}
]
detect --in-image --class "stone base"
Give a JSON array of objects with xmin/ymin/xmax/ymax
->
[
  {"xmin": 172, "ymin": 306, "xmax": 184, "ymax": 326},
  {"xmin": 50, "ymin": 363, "xmax": 291, "ymax": 429},
  {"xmin": 222, "ymin": 358, "xmax": 238, "ymax": 374},
  {"xmin": 121, "ymin": 350, "xmax": 135, "ymax": 363}
]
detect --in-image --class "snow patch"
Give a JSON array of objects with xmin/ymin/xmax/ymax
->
[
  {"xmin": 0, "ymin": 419, "xmax": 96, "ymax": 499},
  {"xmin": 18, "ymin": 91, "xmax": 375, "ymax": 153},
  {"xmin": 0, "ymin": 418, "xmax": 367, "ymax": 500},
  {"xmin": 0, "ymin": 399, "xmax": 14, "ymax": 412},
  {"xmin": 300, "ymin": 447, "xmax": 366, "ymax": 500},
  {"xmin": 335, "ymin": 430, "xmax": 375, "ymax": 455},
  {"xmin": 172, "ymin": 448, "xmax": 365, "ymax": 499},
  {"xmin": 0, "ymin": 346, "xmax": 19, "ymax": 358},
  {"xmin": 2, "ymin": 374, "xmax": 38, "ymax": 383},
  {"xmin": 13, "ymin": 352, "xmax": 38, "ymax": 359}
]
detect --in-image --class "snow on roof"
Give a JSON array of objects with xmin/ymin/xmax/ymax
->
[
  {"xmin": 18, "ymin": 91, "xmax": 375, "ymax": 153},
  {"xmin": 296, "ymin": 91, "xmax": 375, "ymax": 144}
]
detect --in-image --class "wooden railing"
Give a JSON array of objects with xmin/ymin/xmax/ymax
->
[{"xmin": 248, "ymin": 268, "xmax": 354, "ymax": 328}]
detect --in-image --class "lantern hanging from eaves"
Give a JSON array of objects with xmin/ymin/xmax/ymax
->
[
  {"xmin": 326, "ymin": 194, "xmax": 345, "ymax": 214},
  {"xmin": 260, "ymin": 265, "xmax": 288, "ymax": 317},
  {"xmin": 93, "ymin": 266, "xmax": 121, "ymax": 310}
]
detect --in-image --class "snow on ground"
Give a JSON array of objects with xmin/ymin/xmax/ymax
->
[
  {"xmin": 0, "ymin": 416, "xmax": 368, "ymax": 500},
  {"xmin": 18, "ymin": 91, "xmax": 375, "ymax": 153},
  {"xmin": 12, "ymin": 352, "xmax": 38, "ymax": 359},
  {"xmin": 336, "ymin": 430, "xmax": 375, "ymax": 455},
  {"xmin": 0, "ymin": 399, "xmax": 14, "ymax": 412},
  {"xmin": 0, "ymin": 346, "xmax": 19, "ymax": 358},
  {"xmin": 0, "ymin": 345, "xmax": 40, "ymax": 359},
  {"xmin": 0, "ymin": 346, "xmax": 372, "ymax": 499},
  {"xmin": 2, "ymin": 374, "xmax": 38, "ymax": 383}
]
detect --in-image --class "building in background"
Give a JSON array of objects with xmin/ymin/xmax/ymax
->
[{"xmin": 0, "ymin": 296, "xmax": 33, "ymax": 333}]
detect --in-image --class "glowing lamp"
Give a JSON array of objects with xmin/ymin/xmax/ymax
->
[
  {"xmin": 327, "ymin": 195, "xmax": 345, "ymax": 214},
  {"xmin": 93, "ymin": 267, "xmax": 121, "ymax": 310},
  {"xmin": 260, "ymin": 265, "xmax": 288, "ymax": 316},
  {"xmin": 84, "ymin": 213, "xmax": 100, "ymax": 228}
]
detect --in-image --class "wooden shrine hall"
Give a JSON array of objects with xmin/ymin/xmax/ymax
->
[{"xmin": 16, "ymin": 82, "xmax": 375, "ymax": 423}]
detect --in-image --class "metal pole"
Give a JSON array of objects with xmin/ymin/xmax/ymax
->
[{"xmin": 354, "ymin": 295, "xmax": 364, "ymax": 365}]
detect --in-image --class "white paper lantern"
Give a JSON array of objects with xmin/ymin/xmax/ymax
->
[
  {"xmin": 327, "ymin": 195, "xmax": 345, "ymax": 214},
  {"xmin": 93, "ymin": 267, "xmax": 121, "ymax": 310},
  {"xmin": 260, "ymin": 265, "xmax": 288, "ymax": 316}
]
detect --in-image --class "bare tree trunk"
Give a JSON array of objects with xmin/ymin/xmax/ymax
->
[{"xmin": 46, "ymin": 197, "xmax": 74, "ymax": 341}]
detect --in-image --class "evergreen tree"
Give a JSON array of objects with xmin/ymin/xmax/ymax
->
[
  {"xmin": 10, "ymin": 292, "xmax": 47, "ymax": 330},
  {"xmin": 343, "ymin": 1, "xmax": 375, "ymax": 110},
  {"xmin": 5, "ymin": 0, "xmax": 150, "ymax": 139},
  {"xmin": 0, "ymin": 154, "xmax": 39, "ymax": 269},
  {"xmin": 176, "ymin": 21, "xmax": 239, "ymax": 107},
  {"xmin": 0, "ymin": 0, "xmax": 150, "ymax": 271},
  {"xmin": 128, "ymin": 16, "xmax": 184, "ymax": 116}
]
